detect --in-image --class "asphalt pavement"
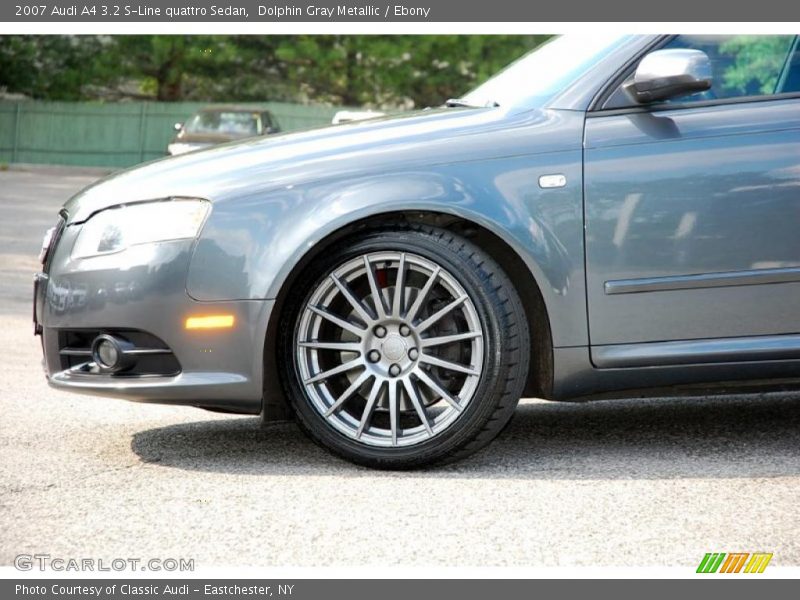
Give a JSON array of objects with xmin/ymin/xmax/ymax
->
[{"xmin": 1, "ymin": 167, "xmax": 799, "ymax": 569}]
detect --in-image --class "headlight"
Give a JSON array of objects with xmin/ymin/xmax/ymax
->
[{"xmin": 71, "ymin": 199, "xmax": 210, "ymax": 260}]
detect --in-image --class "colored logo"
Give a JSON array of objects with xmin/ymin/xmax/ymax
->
[{"xmin": 697, "ymin": 552, "xmax": 773, "ymax": 573}]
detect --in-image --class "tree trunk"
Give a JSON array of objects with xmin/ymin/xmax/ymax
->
[
  {"xmin": 157, "ymin": 77, "xmax": 182, "ymax": 101},
  {"xmin": 156, "ymin": 39, "xmax": 184, "ymax": 101}
]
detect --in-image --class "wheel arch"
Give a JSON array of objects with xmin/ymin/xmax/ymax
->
[{"xmin": 261, "ymin": 210, "xmax": 554, "ymax": 420}]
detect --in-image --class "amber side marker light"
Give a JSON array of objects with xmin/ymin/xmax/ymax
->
[{"xmin": 185, "ymin": 315, "xmax": 235, "ymax": 330}]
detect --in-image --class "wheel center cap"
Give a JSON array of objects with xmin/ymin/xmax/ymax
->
[{"xmin": 381, "ymin": 335, "xmax": 407, "ymax": 361}]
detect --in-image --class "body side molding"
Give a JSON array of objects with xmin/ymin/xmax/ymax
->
[{"xmin": 605, "ymin": 266, "xmax": 800, "ymax": 295}]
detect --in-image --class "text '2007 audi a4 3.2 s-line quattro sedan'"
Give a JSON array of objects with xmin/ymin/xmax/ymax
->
[{"xmin": 34, "ymin": 34, "xmax": 800, "ymax": 468}]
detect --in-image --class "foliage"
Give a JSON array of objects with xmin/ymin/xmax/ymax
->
[
  {"xmin": 0, "ymin": 35, "xmax": 550, "ymax": 108},
  {"xmin": 0, "ymin": 36, "xmax": 112, "ymax": 100},
  {"xmin": 719, "ymin": 35, "xmax": 795, "ymax": 96}
]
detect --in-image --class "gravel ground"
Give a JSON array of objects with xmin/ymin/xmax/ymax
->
[{"xmin": 1, "ymin": 167, "xmax": 799, "ymax": 569}]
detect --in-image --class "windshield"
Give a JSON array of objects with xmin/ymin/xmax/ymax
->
[
  {"xmin": 185, "ymin": 111, "xmax": 259, "ymax": 136},
  {"xmin": 461, "ymin": 34, "xmax": 633, "ymax": 108}
]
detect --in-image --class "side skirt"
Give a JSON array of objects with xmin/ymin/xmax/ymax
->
[{"xmin": 551, "ymin": 341, "xmax": 800, "ymax": 402}]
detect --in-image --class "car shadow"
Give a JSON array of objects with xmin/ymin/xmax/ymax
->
[{"xmin": 130, "ymin": 392, "xmax": 800, "ymax": 479}]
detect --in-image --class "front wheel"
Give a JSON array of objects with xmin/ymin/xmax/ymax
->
[{"xmin": 278, "ymin": 225, "xmax": 530, "ymax": 469}]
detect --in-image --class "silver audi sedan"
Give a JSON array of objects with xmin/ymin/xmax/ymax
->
[{"xmin": 35, "ymin": 34, "xmax": 800, "ymax": 468}]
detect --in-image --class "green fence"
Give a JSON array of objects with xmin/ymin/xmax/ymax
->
[{"xmin": 0, "ymin": 101, "xmax": 349, "ymax": 168}]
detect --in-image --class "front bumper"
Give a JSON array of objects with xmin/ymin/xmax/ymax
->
[
  {"xmin": 166, "ymin": 142, "xmax": 213, "ymax": 156},
  {"xmin": 36, "ymin": 223, "xmax": 272, "ymax": 414}
]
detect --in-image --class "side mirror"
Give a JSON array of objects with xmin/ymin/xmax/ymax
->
[
  {"xmin": 173, "ymin": 122, "xmax": 183, "ymax": 132},
  {"xmin": 625, "ymin": 49, "xmax": 712, "ymax": 104}
]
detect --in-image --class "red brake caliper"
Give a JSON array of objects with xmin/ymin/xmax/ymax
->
[{"xmin": 375, "ymin": 267, "xmax": 389, "ymax": 288}]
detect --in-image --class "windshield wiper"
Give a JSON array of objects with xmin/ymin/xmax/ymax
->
[{"xmin": 444, "ymin": 98, "xmax": 499, "ymax": 108}]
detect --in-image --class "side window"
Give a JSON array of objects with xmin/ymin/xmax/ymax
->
[
  {"xmin": 780, "ymin": 38, "xmax": 800, "ymax": 93},
  {"xmin": 265, "ymin": 113, "xmax": 280, "ymax": 132},
  {"xmin": 604, "ymin": 35, "xmax": 798, "ymax": 108},
  {"xmin": 664, "ymin": 35, "xmax": 796, "ymax": 100}
]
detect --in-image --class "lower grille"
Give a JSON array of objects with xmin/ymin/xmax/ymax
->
[{"xmin": 57, "ymin": 329, "xmax": 181, "ymax": 376}]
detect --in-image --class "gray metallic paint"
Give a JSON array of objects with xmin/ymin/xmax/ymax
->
[
  {"xmin": 39, "ymin": 34, "xmax": 800, "ymax": 410},
  {"xmin": 585, "ymin": 98, "xmax": 800, "ymax": 346},
  {"xmin": 64, "ymin": 105, "xmax": 590, "ymax": 350},
  {"xmin": 41, "ymin": 229, "xmax": 269, "ymax": 412}
]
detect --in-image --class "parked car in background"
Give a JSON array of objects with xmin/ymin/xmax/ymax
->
[
  {"xmin": 331, "ymin": 110, "xmax": 386, "ymax": 124},
  {"xmin": 167, "ymin": 106, "xmax": 281, "ymax": 155},
  {"xmin": 35, "ymin": 34, "xmax": 800, "ymax": 469}
]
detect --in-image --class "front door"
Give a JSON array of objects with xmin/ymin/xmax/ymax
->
[{"xmin": 584, "ymin": 35, "xmax": 800, "ymax": 365}]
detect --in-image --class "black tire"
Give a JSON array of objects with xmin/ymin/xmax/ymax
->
[{"xmin": 278, "ymin": 224, "xmax": 530, "ymax": 469}]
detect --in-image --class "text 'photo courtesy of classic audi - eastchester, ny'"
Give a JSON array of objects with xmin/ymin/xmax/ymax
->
[{"xmin": 34, "ymin": 34, "xmax": 800, "ymax": 468}]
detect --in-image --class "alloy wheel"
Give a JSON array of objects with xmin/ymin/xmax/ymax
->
[{"xmin": 295, "ymin": 251, "xmax": 484, "ymax": 447}]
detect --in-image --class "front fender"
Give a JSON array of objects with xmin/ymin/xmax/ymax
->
[{"xmin": 186, "ymin": 152, "xmax": 587, "ymax": 347}]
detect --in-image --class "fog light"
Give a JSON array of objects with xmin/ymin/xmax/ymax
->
[
  {"xmin": 91, "ymin": 334, "xmax": 134, "ymax": 372},
  {"xmin": 95, "ymin": 339, "xmax": 120, "ymax": 368}
]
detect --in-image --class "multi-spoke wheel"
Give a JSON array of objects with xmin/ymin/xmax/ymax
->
[
  {"xmin": 279, "ymin": 226, "xmax": 529, "ymax": 469},
  {"xmin": 296, "ymin": 251, "xmax": 484, "ymax": 447}
]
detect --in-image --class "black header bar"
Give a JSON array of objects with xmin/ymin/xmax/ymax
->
[{"xmin": 2, "ymin": 0, "xmax": 798, "ymax": 22}]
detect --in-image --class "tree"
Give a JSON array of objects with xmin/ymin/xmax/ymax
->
[
  {"xmin": 109, "ymin": 36, "xmax": 241, "ymax": 101},
  {"xmin": 0, "ymin": 34, "xmax": 551, "ymax": 108},
  {"xmin": 250, "ymin": 35, "xmax": 551, "ymax": 108},
  {"xmin": 0, "ymin": 35, "xmax": 113, "ymax": 100}
]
